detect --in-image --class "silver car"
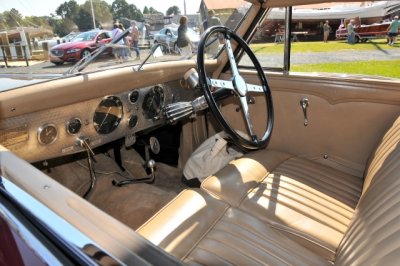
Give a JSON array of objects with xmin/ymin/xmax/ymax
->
[{"xmin": 153, "ymin": 27, "xmax": 199, "ymax": 53}]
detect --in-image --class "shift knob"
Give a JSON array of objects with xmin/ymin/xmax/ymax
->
[{"xmin": 146, "ymin": 159, "xmax": 156, "ymax": 170}]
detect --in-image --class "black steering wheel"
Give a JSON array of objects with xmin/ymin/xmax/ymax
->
[{"xmin": 197, "ymin": 26, "xmax": 274, "ymax": 150}]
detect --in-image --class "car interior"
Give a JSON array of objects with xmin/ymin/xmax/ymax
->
[{"xmin": 1, "ymin": 0, "xmax": 400, "ymax": 265}]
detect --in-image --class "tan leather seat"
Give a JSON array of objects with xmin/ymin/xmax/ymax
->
[
  {"xmin": 138, "ymin": 116, "xmax": 400, "ymax": 265},
  {"xmin": 138, "ymin": 189, "xmax": 331, "ymax": 265},
  {"xmin": 201, "ymin": 150, "xmax": 362, "ymax": 258}
]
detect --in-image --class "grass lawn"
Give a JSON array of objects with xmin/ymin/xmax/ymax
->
[
  {"xmin": 291, "ymin": 60, "xmax": 400, "ymax": 79},
  {"xmin": 251, "ymin": 39, "xmax": 397, "ymax": 54}
]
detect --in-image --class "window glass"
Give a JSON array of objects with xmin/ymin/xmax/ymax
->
[
  {"xmin": 0, "ymin": 1, "xmax": 251, "ymax": 83},
  {"xmin": 241, "ymin": 2, "xmax": 400, "ymax": 80},
  {"xmin": 240, "ymin": 8, "xmax": 285, "ymax": 69}
]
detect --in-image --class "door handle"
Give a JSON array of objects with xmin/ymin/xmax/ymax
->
[{"xmin": 300, "ymin": 97, "xmax": 309, "ymax": 126}]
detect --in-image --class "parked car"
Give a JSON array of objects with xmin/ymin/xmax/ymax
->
[
  {"xmin": 153, "ymin": 27, "xmax": 200, "ymax": 53},
  {"xmin": 37, "ymin": 31, "xmax": 80, "ymax": 49},
  {"xmin": 49, "ymin": 30, "xmax": 112, "ymax": 65},
  {"xmin": 1, "ymin": 0, "xmax": 400, "ymax": 265}
]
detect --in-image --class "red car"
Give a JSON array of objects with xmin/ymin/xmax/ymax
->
[{"xmin": 49, "ymin": 30, "xmax": 112, "ymax": 65}]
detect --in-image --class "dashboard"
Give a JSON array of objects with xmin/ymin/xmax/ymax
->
[{"xmin": 0, "ymin": 82, "xmax": 197, "ymax": 162}]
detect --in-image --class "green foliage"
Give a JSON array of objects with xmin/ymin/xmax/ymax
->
[
  {"xmin": 291, "ymin": 60, "xmax": 400, "ymax": 79},
  {"xmin": 251, "ymin": 39, "xmax": 396, "ymax": 54},
  {"xmin": 111, "ymin": 0, "xmax": 143, "ymax": 23},
  {"xmin": 143, "ymin": 6, "xmax": 149, "ymax": 14},
  {"xmin": 55, "ymin": 0, "xmax": 79, "ymax": 20},
  {"xmin": 149, "ymin": 7, "xmax": 161, "ymax": 14},
  {"xmin": 80, "ymin": 0, "xmax": 112, "ymax": 30},
  {"xmin": 2, "ymin": 9, "xmax": 23, "ymax": 28},
  {"xmin": 23, "ymin": 16, "xmax": 51, "ymax": 29},
  {"xmin": 75, "ymin": 8, "xmax": 94, "ymax": 31},
  {"xmin": 166, "ymin": 6, "xmax": 181, "ymax": 16}
]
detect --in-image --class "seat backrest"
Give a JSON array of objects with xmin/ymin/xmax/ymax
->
[{"xmin": 336, "ymin": 116, "xmax": 400, "ymax": 265}]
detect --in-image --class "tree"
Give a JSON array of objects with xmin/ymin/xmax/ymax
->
[
  {"xmin": 74, "ymin": 8, "xmax": 93, "ymax": 31},
  {"xmin": 149, "ymin": 7, "xmax": 161, "ymax": 14},
  {"xmin": 143, "ymin": 6, "xmax": 149, "ymax": 14},
  {"xmin": 55, "ymin": 0, "xmax": 79, "ymax": 20},
  {"xmin": 23, "ymin": 16, "xmax": 51, "ymax": 29},
  {"xmin": 4, "ymin": 8, "xmax": 23, "ymax": 28},
  {"xmin": 80, "ymin": 0, "xmax": 112, "ymax": 29},
  {"xmin": 48, "ymin": 14, "xmax": 71, "ymax": 36},
  {"xmin": 0, "ymin": 13, "xmax": 7, "ymax": 30},
  {"xmin": 166, "ymin": 6, "xmax": 181, "ymax": 16},
  {"xmin": 111, "ymin": 0, "xmax": 143, "ymax": 22}
]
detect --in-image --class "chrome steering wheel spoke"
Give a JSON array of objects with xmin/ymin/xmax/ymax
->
[
  {"xmin": 209, "ymin": 78, "xmax": 234, "ymax": 90},
  {"xmin": 239, "ymin": 96, "xmax": 257, "ymax": 141},
  {"xmin": 197, "ymin": 26, "xmax": 274, "ymax": 150}
]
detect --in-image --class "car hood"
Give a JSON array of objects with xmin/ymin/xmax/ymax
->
[
  {"xmin": 51, "ymin": 41, "xmax": 91, "ymax": 50},
  {"xmin": 0, "ymin": 74, "xmax": 62, "ymax": 92}
]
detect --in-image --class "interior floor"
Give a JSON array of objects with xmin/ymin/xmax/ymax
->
[{"xmin": 44, "ymin": 147, "xmax": 186, "ymax": 230}]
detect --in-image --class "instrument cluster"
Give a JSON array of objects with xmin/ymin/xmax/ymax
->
[{"xmin": 2, "ymin": 84, "xmax": 178, "ymax": 162}]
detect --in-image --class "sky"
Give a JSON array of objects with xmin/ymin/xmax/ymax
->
[{"xmin": 0, "ymin": 0, "xmax": 202, "ymax": 17}]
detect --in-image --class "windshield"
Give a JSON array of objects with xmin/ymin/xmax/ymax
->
[
  {"xmin": 0, "ymin": 0, "xmax": 251, "ymax": 91},
  {"xmin": 71, "ymin": 31, "xmax": 98, "ymax": 42}
]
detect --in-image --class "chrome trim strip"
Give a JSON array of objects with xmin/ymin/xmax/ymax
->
[
  {"xmin": 0, "ymin": 177, "xmax": 120, "ymax": 265},
  {"xmin": 0, "ymin": 198, "xmax": 63, "ymax": 266}
]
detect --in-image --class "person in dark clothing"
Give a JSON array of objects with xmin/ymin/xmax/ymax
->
[
  {"xmin": 177, "ymin": 16, "xmax": 193, "ymax": 58},
  {"xmin": 202, "ymin": 9, "xmax": 221, "ymax": 32}
]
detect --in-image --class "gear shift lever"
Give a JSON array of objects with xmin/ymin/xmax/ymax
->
[{"xmin": 112, "ymin": 148, "xmax": 157, "ymax": 187}]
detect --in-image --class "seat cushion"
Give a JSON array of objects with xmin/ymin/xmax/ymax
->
[
  {"xmin": 138, "ymin": 189, "xmax": 330, "ymax": 265},
  {"xmin": 201, "ymin": 149, "xmax": 363, "ymax": 256}
]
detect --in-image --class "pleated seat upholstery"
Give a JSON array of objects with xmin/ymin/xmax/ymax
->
[
  {"xmin": 138, "ymin": 189, "xmax": 331, "ymax": 265},
  {"xmin": 201, "ymin": 151, "xmax": 362, "ymax": 259},
  {"xmin": 138, "ymin": 116, "xmax": 400, "ymax": 265}
]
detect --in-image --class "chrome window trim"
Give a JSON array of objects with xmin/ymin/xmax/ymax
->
[
  {"xmin": 0, "ymin": 196, "xmax": 63, "ymax": 266},
  {"xmin": 0, "ymin": 177, "xmax": 120, "ymax": 265}
]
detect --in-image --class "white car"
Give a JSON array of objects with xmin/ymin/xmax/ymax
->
[{"xmin": 153, "ymin": 27, "xmax": 199, "ymax": 53}]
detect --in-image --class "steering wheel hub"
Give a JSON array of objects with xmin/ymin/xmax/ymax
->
[{"xmin": 233, "ymin": 75, "xmax": 247, "ymax": 97}]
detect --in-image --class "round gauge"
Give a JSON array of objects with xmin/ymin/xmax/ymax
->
[
  {"xmin": 128, "ymin": 115, "xmax": 138, "ymax": 128},
  {"xmin": 93, "ymin": 96, "xmax": 123, "ymax": 134},
  {"xmin": 142, "ymin": 86, "xmax": 165, "ymax": 120},
  {"xmin": 66, "ymin": 118, "xmax": 82, "ymax": 135},
  {"xmin": 38, "ymin": 124, "xmax": 58, "ymax": 145},
  {"xmin": 128, "ymin": 90, "xmax": 140, "ymax": 104}
]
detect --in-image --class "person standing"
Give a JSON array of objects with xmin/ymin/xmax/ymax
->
[
  {"xmin": 387, "ymin": 16, "xmax": 399, "ymax": 46},
  {"xmin": 177, "ymin": 16, "xmax": 193, "ymax": 58},
  {"xmin": 323, "ymin": 20, "xmax": 330, "ymax": 42},
  {"xmin": 347, "ymin": 19, "xmax": 356, "ymax": 44},
  {"xmin": 118, "ymin": 23, "xmax": 129, "ymax": 61},
  {"xmin": 111, "ymin": 23, "xmax": 124, "ymax": 63},
  {"xmin": 131, "ymin": 21, "xmax": 140, "ymax": 60},
  {"xmin": 202, "ymin": 10, "xmax": 222, "ymax": 32}
]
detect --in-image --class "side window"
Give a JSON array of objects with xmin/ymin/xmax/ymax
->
[
  {"xmin": 240, "ymin": 8, "xmax": 286, "ymax": 69},
  {"xmin": 241, "ymin": 4, "xmax": 400, "ymax": 80},
  {"xmin": 98, "ymin": 33, "xmax": 107, "ymax": 40}
]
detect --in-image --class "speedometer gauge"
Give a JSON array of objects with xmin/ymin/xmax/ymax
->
[
  {"xmin": 142, "ymin": 86, "xmax": 164, "ymax": 120},
  {"xmin": 93, "ymin": 96, "xmax": 123, "ymax": 134}
]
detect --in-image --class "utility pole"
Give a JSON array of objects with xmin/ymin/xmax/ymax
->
[
  {"xmin": 90, "ymin": 0, "xmax": 96, "ymax": 29},
  {"xmin": 183, "ymin": 0, "xmax": 187, "ymax": 15}
]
